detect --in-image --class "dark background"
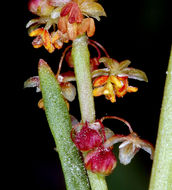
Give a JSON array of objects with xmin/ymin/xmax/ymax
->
[{"xmin": 15, "ymin": 0, "xmax": 171, "ymax": 189}]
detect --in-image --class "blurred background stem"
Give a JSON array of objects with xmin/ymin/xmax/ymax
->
[
  {"xmin": 72, "ymin": 35, "xmax": 108, "ymax": 190},
  {"xmin": 149, "ymin": 46, "xmax": 172, "ymax": 190}
]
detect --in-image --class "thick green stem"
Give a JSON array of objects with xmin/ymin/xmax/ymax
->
[
  {"xmin": 38, "ymin": 59, "xmax": 90, "ymax": 190},
  {"xmin": 72, "ymin": 35, "xmax": 95, "ymax": 123},
  {"xmin": 72, "ymin": 35, "xmax": 108, "ymax": 190},
  {"xmin": 149, "ymin": 47, "xmax": 172, "ymax": 190}
]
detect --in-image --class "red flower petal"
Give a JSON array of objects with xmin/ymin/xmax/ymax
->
[
  {"xmin": 73, "ymin": 122, "xmax": 103, "ymax": 151},
  {"xmin": 85, "ymin": 147, "xmax": 117, "ymax": 176}
]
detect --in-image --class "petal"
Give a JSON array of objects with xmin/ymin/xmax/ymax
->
[
  {"xmin": 80, "ymin": 1, "xmax": 106, "ymax": 21},
  {"xmin": 99, "ymin": 57, "xmax": 119, "ymax": 72},
  {"xmin": 119, "ymin": 140, "xmax": 131, "ymax": 149},
  {"xmin": 119, "ymin": 143, "xmax": 140, "ymax": 165},
  {"xmin": 104, "ymin": 127, "xmax": 114, "ymax": 140},
  {"xmin": 140, "ymin": 140, "xmax": 154, "ymax": 160},
  {"xmin": 93, "ymin": 76, "xmax": 108, "ymax": 87},
  {"xmin": 119, "ymin": 60, "xmax": 131, "ymax": 70},
  {"xmin": 24, "ymin": 76, "xmax": 41, "ymax": 92},
  {"xmin": 91, "ymin": 68, "xmax": 109, "ymax": 78},
  {"xmin": 120, "ymin": 68, "xmax": 148, "ymax": 82},
  {"xmin": 26, "ymin": 18, "xmax": 40, "ymax": 28},
  {"xmin": 103, "ymin": 134, "xmax": 126, "ymax": 148},
  {"xmin": 61, "ymin": 82, "xmax": 76, "ymax": 101}
]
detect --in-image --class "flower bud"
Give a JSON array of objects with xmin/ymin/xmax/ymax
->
[
  {"xmin": 84, "ymin": 147, "xmax": 117, "ymax": 176},
  {"xmin": 72, "ymin": 122, "xmax": 103, "ymax": 152},
  {"xmin": 28, "ymin": 0, "xmax": 54, "ymax": 16}
]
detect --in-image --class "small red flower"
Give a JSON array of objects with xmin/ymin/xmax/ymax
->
[
  {"xmin": 71, "ymin": 121, "xmax": 105, "ymax": 152},
  {"xmin": 84, "ymin": 147, "xmax": 117, "ymax": 176}
]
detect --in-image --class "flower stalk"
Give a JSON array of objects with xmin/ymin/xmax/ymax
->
[
  {"xmin": 149, "ymin": 47, "xmax": 172, "ymax": 190},
  {"xmin": 72, "ymin": 35, "xmax": 95, "ymax": 123},
  {"xmin": 72, "ymin": 35, "xmax": 108, "ymax": 190}
]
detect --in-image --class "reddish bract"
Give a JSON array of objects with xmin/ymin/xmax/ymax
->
[
  {"xmin": 84, "ymin": 147, "xmax": 117, "ymax": 176},
  {"xmin": 72, "ymin": 122, "xmax": 103, "ymax": 152}
]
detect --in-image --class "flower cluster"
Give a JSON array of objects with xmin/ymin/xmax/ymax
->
[
  {"xmin": 92, "ymin": 57, "xmax": 148, "ymax": 103},
  {"xmin": 71, "ymin": 116, "xmax": 154, "ymax": 175},
  {"xmin": 24, "ymin": 59, "xmax": 76, "ymax": 109},
  {"xmin": 27, "ymin": 0, "xmax": 106, "ymax": 52}
]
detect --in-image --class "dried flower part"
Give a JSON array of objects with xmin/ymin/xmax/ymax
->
[
  {"xmin": 28, "ymin": 0, "xmax": 54, "ymax": 16},
  {"xmin": 71, "ymin": 121, "xmax": 103, "ymax": 151},
  {"xmin": 24, "ymin": 76, "xmax": 41, "ymax": 92},
  {"xmin": 104, "ymin": 132, "xmax": 154, "ymax": 165},
  {"xmin": 84, "ymin": 147, "xmax": 116, "ymax": 176}
]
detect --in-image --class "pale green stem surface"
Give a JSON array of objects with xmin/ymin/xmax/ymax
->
[
  {"xmin": 72, "ymin": 35, "xmax": 95, "ymax": 123},
  {"xmin": 72, "ymin": 35, "xmax": 108, "ymax": 190},
  {"xmin": 38, "ymin": 59, "xmax": 90, "ymax": 190},
  {"xmin": 149, "ymin": 47, "xmax": 172, "ymax": 190}
]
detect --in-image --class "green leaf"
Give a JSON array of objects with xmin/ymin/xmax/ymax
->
[{"xmin": 38, "ymin": 59, "xmax": 90, "ymax": 190}]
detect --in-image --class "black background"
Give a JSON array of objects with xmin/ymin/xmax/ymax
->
[{"xmin": 13, "ymin": 0, "xmax": 171, "ymax": 189}]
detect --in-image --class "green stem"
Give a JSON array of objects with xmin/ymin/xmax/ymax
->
[
  {"xmin": 72, "ymin": 35, "xmax": 108, "ymax": 190},
  {"xmin": 38, "ymin": 59, "xmax": 90, "ymax": 190},
  {"xmin": 72, "ymin": 35, "xmax": 95, "ymax": 123},
  {"xmin": 149, "ymin": 46, "xmax": 172, "ymax": 190}
]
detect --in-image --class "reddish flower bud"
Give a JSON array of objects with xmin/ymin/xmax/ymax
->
[
  {"xmin": 84, "ymin": 147, "xmax": 117, "ymax": 176},
  {"xmin": 72, "ymin": 122, "xmax": 103, "ymax": 152},
  {"xmin": 28, "ymin": 0, "xmax": 54, "ymax": 16}
]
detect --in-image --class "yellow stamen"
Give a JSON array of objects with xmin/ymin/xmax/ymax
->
[{"xmin": 110, "ymin": 76, "xmax": 123, "ymax": 88}]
